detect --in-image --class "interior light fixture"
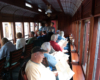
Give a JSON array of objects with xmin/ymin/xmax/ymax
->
[
  {"xmin": 25, "ymin": 3, "xmax": 33, "ymax": 8},
  {"xmin": 38, "ymin": 9, "xmax": 42, "ymax": 12}
]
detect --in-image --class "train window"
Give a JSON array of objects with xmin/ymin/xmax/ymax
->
[
  {"xmin": 93, "ymin": 18, "xmax": 100, "ymax": 80},
  {"xmin": 15, "ymin": 22, "xmax": 22, "ymax": 34},
  {"xmin": 30, "ymin": 22, "xmax": 34, "ymax": 32},
  {"xmin": 39, "ymin": 23, "xmax": 42, "ymax": 31},
  {"xmin": 78, "ymin": 22, "xmax": 81, "ymax": 56},
  {"xmin": 24, "ymin": 22, "xmax": 29, "ymax": 39},
  {"xmin": 82, "ymin": 21, "xmax": 90, "ymax": 75},
  {"xmin": 34, "ymin": 23, "xmax": 38, "ymax": 31},
  {"xmin": 2, "ymin": 22, "xmax": 13, "ymax": 43}
]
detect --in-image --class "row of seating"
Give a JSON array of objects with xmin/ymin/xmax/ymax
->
[{"xmin": 0, "ymin": 43, "xmax": 34, "ymax": 80}]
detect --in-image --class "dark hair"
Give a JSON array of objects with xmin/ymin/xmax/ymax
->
[
  {"xmin": 31, "ymin": 31, "xmax": 35, "ymax": 35},
  {"xmin": 51, "ymin": 22, "xmax": 54, "ymax": 25},
  {"xmin": 2, "ymin": 38, "xmax": 9, "ymax": 45},
  {"xmin": 17, "ymin": 32, "xmax": 22, "ymax": 38},
  {"xmin": 43, "ymin": 31, "xmax": 47, "ymax": 34}
]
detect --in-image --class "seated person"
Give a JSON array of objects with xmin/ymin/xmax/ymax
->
[
  {"xmin": 49, "ymin": 22, "xmax": 55, "ymax": 33},
  {"xmin": 0, "ymin": 38, "xmax": 16, "ymax": 67},
  {"xmin": 27, "ymin": 31, "xmax": 37, "ymax": 44},
  {"xmin": 41, "ymin": 42, "xmax": 57, "ymax": 68},
  {"xmin": 43, "ymin": 31, "xmax": 47, "ymax": 35},
  {"xmin": 58, "ymin": 31, "xmax": 66, "ymax": 41},
  {"xmin": 16, "ymin": 32, "xmax": 26, "ymax": 51},
  {"xmin": 50, "ymin": 34, "xmax": 63, "ymax": 52},
  {"xmin": 41, "ymin": 42, "xmax": 74, "ymax": 80},
  {"xmin": 25, "ymin": 46, "xmax": 58, "ymax": 80},
  {"xmin": 36, "ymin": 31, "xmax": 41, "ymax": 39},
  {"xmin": 42, "ymin": 23, "xmax": 49, "ymax": 33},
  {"xmin": 56, "ymin": 30, "xmax": 60, "ymax": 37}
]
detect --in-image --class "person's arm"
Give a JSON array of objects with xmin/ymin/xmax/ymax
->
[
  {"xmin": 46, "ymin": 55, "xmax": 57, "ymax": 67},
  {"xmin": 16, "ymin": 40, "xmax": 20, "ymax": 49},
  {"xmin": 0, "ymin": 46, "xmax": 5, "ymax": 59}
]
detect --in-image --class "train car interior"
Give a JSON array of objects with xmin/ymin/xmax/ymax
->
[{"xmin": 0, "ymin": 0, "xmax": 100, "ymax": 80}]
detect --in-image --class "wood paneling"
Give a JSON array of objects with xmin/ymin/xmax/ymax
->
[
  {"xmin": 86, "ymin": 17, "xmax": 98, "ymax": 80},
  {"xmin": 79, "ymin": 21, "xmax": 84, "ymax": 65},
  {"xmin": 94, "ymin": 0, "xmax": 100, "ymax": 16},
  {"xmin": 58, "ymin": 15, "xmax": 71, "ymax": 37},
  {"xmin": 82, "ymin": 0, "xmax": 91, "ymax": 18}
]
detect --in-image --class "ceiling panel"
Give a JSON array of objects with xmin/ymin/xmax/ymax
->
[
  {"xmin": 1, "ymin": 5, "xmax": 18, "ymax": 14},
  {"xmin": 0, "ymin": 1, "xmax": 38, "ymax": 17},
  {"xmin": 26, "ymin": 0, "xmax": 47, "ymax": 10},
  {"xmin": 47, "ymin": 0, "xmax": 62, "ymax": 12},
  {"xmin": 60, "ymin": 0, "xmax": 83, "ymax": 16}
]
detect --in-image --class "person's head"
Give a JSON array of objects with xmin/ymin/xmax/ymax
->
[
  {"xmin": 1, "ymin": 38, "xmax": 9, "ymax": 46},
  {"xmin": 45, "ymin": 23, "xmax": 48, "ymax": 27},
  {"xmin": 50, "ymin": 22, "xmax": 54, "ymax": 27},
  {"xmin": 56, "ymin": 30, "xmax": 60, "ymax": 34},
  {"xmin": 60, "ymin": 31, "xmax": 64, "ymax": 37},
  {"xmin": 16, "ymin": 32, "xmax": 22, "ymax": 38},
  {"xmin": 40, "ymin": 31, "xmax": 44, "ymax": 36},
  {"xmin": 51, "ymin": 34, "xmax": 58, "ymax": 42},
  {"xmin": 31, "ymin": 46, "xmax": 47, "ymax": 64},
  {"xmin": 41, "ymin": 42, "xmax": 51, "ymax": 53},
  {"xmin": 43, "ymin": 31, "xmax": 47, "ymax": 35},
  {"xmin": 37, "ymin": 31, "xmax": 40, "ymax": 37},
  {"xmin": 30, "ymin": 31, "xmax": 35, "ymax": 37}
]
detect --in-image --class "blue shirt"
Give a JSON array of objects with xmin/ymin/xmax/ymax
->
[
  {"xmin": 58, "ymin": 36, "xmax": 66, "ymax": 41},
  {"xmin": 0, "ymin": 42, "xmax": 16, "ymax": 60},
  {"xmin": 0, "ymin": 42, "xmax": 16, "ymax": 68},
  {"xmin": 42, "ymin": 27, "xmax": 49, "ymax": 33},
  {"xmin": 44, "ymin": 53, "xmax": 57, "ymax": 67}
]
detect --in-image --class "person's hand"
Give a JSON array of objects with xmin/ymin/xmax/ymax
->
[{"xmin": 53, "ymin": 71, "xmax": 58, "ymax": 76}]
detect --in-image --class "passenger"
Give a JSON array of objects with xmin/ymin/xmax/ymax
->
[
  {"xmin": 58, "ymin": 31, "xmax": 66, "ymax": 41},
  {"xmin": 56, "ymin": 30, "xmax": 60, "ymax": 37},
  {"xmin": 42, "ymin": 23, "xmax": 49, "ymax": 33},
  {"xmin": 25, "ymin": 46, "xmax": 58, "ymax": 80},
  {"xmin": 41, "ymin": 42, "xmax": 74, "ymax": 80},
  {"xmin": 49, "ymin": 22, "xmax": 55, "ymax": 33},
  {"xmin": 43, "ymin": 31, "xmax": 47, "ymax": 35},
  {"xmin": 27, "ymin": 31, "xmax": 37, "ymax": 44},
  {"xmin": 50, "ymin": 34, "xmax": 63, "ymax": 52},
  {"xmin": 36, "ymin": 31, "xmax": 41, "ymax": 39},
  {"xmin": 16, "ymin": 32, "xmax": 26, "ymax": 51},
  {"xmin": 56, "ymin": 30, "xmax": 60, "ymax": 43},
  {"xmin": 0, "ymin": 38, "xmax": 16, "ymax": 67},
  {"xmin": 57, "ymin": 31, "xmax": 69, "ymax": 50},
  {"xmin": 41, "ymin": 42, "xmax": 57, "ymax": 68}
]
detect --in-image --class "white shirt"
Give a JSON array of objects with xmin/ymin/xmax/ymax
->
[
  {"xmin": 16, "ymin": 38, "xmax": 26, "ymax": 51},
  {"xmin": 25, "ymin": 60, "xmax": 56, "ymax": 80}
]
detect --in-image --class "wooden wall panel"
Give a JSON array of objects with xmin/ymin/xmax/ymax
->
[
  {"xmin": 77, "ymin": 6, "xmax": 81, "ymax": 20},
  {"xmin": 94, "ymin": 0, "xmax": 100, "ymax": 16},
  {"xmin": 14, "ymin": 16, "xmax": 23, "ymax": 22},
  {"xmin": 58, "ymin": 15, "xmax": 71, "ymax": 37},
  {"xmin": 79, "ymin": 21, "xmax": 84, "ymax": 65},
  {"xmin": 82, "ymin": 0, "xmax": 91, "ymax": 18}
]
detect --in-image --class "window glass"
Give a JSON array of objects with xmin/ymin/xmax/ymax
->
[
  {"xmin": 39, "ymin": 23, "xmax": 42, "ymax": 30},
  {"xmin": 78, "ymin": 22, "xmax": 81, "ymax": 56},
  {"xmin": 82, "ymin": 21, "xmax": 90, "ymax": 75},
  {"xmin": 30, "ymin": 22, "xmax": 34, "ymax": 32},
  {"xmin": 15, "ymin": 22, "xmax": 22, "ymax": 34},
  {"xmin": 24, "ymin": 22, "xmax": 29, "ymax": 39},
  {"xmin": 2, "ymin": 22, "xmax": 13, "ymax": 43},
  {"xmin": 34, "ymin": 23, "xmax": 38, "ymax": 31}
]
